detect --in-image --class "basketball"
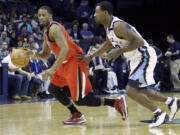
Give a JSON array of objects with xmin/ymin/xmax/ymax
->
[{"xmin": 11, "ymin": 48, "xmax": 30, "ymax": 68}]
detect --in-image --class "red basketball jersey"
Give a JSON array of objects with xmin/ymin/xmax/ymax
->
[{"xmin": 44, "ymin": 21, "xmax": 83, "ymax": 61}]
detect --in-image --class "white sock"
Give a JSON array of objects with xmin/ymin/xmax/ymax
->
[
  {"xmin": 165, "ymin": 97, "xmax": 173, "ymax": 105},
  {"xmin": 153, "ymin": 108, "xmax": 161, "ymax": 114}
]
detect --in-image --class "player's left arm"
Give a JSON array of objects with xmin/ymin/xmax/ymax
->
[
  {"xmin": 113, "ymin": 21, "xmax": 144, "ymax": 53},
  {"xmin": 48, "ymin": 24, "xmax": 70, "ymax": 72}
]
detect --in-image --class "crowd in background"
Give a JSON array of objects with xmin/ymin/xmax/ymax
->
[{"xmin": 0, "ymin": 0, "xmax": 180, "ymax": 100}]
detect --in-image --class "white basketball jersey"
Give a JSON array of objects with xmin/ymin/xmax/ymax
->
[{"xmin": 106, "ymin": 16, "xmax": 151, "ymax": 60}]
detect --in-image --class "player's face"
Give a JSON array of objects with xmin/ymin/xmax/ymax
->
[
  {"xmin": 94, "ymin": 6, "xmax": 106, "ymax": 24},
  {"xmin": 167, "ymin": 36, "xmax": 172, "ymax": 44},
  {"xmin": 38, "ymin": 9, "xmax": 51, "ymax": 27}
]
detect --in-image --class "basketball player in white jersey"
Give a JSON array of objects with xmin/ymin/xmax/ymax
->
[{"xmin": 78, "ymin": 1, "xmax": 180, "ymax": 128}]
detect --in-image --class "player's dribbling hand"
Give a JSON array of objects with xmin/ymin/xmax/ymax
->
[{"xmin": 76, "ymin": 54, "xmax": 92, "ymax": 65}]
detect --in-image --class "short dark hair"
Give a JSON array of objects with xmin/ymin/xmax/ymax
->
[
  {"xmin": 96, "ymin": 1, "xmax": 113, "ymax": 15},
  {"xmin": 39, "ymin": 6, "xmax": 53, "ymax": 15},
  {"xmin": 167, "ymin": 34, "xmax": 174, "ymax": 39}
]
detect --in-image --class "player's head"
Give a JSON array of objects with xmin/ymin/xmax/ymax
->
[
  {"xmin": 1, "ymin": 41, "xmax": 8, "ymax": 50},
  {"xmin": 167, "ymin": 34, "xmax": 175, "ymax": 44},
  {"xmin": 38, "ymin": 6, "xmax": 53, "ymax": 27},
  {"xmin": 94, "ymin": 1, "xmax": 113, "ymax": 24}
]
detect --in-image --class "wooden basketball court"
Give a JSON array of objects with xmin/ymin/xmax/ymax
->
[{"xmin": 0, "ymin": 93, "xmax": 180, "ymax": 135}]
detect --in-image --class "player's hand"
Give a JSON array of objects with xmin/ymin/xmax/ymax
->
[
  {"xmin": 41, "ymin": 68, "xmax": 56, "ymax": 81},
  {"xmin": 106, "ymin": 49, "xmax": 121, "ymax": 62},
  {"xmin": 76, "ymin": 54, "xmax": 92, "ymax": 65},
  {"xmin": 165, "ymin": 51, "xmax": 172, "ymax": 57},
  {"xmin": 27, "ymin": 73, "xmax": 32, "ymax": 80}
]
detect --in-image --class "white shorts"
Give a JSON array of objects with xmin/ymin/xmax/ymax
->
[{"xmin": 128, "ymin": 46, "xmax": 157, "ymax": 89}]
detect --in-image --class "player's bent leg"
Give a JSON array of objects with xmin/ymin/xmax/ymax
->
[
  {"xmin": 74, "ymin": 93, "xmax": 128, "ymax": 120},
  {"xmin": 126, "ymin": 85, "xmax": 169, "ymax": 128},
  {"xmin": 48, "ymin": 83, "xmax": 86, "ymax": 124},
  {"xmin": 48, "ymin": 83, "xmax": 71, "ymax": 106},
  {"xmin": 126, "ymin": 85, "xmax": 157, "ymax": 112}
]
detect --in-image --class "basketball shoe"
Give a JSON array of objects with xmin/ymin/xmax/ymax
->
[
  {"xmin": 149, "ymin": 111, "xmax": 169, "ymax": 128},
  {"xmin": 62, "ymin": 112, "xmax": 86, "ymax": 124},
  {"xmin": 113, "ymin": 95, "xmax": 128, "ymax": 120}
]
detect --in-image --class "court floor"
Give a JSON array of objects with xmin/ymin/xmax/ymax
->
[{"xmin": 0, "ymin": 93, "xmax": 180, "ymax": 135}]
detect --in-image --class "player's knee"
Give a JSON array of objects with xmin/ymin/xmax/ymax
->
[
  {"xmin": 74, "ymin": 99, "xmax": 86, "ymax": 106},
  {"xmin": 126, "ymin": 85, "xmax": 136, "ymax": 96}
]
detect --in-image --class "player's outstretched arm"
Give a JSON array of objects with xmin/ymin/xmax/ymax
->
[
  {"xmin": 91, "ymin": 36, "xmax": 113, "ymax": 58},
  {"xmin": 77, "ymin": 36, "xmax": 113, "ymax": 64}
]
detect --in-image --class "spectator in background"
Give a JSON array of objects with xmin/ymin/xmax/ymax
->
[
  {"xmin": 71, "ymin": 23, "xmax": 80, "ymax": 40},
  {"xmin": 17, "ymin": 40, "xmax": 23, "ymax": 48},
  {"xmin": 148, "ymin": 39, "xmax": 162, "ymax": 58},
  {"xmin": 17, "ymin": 25, "xmax": 31, "ymax": 42},
  {"xmin": 6, "ymin": 24, "xmax": 13, "ymax": 36},
  {"xmin": 0, "ymin": 41, "xmax": 8, "ymax": 61},
  {"xmin": 33, "ymin": 27, "xmax": 43, "ymax": 49},
  {"xmin": 80, "ymin": 23, "xmax": 94, "ymax": 40},
  {"xmin": 18, "ymin": 16, "xmax": 33, "ymax": 34},
  {"xmin": 76, "ymin": 0, "xmax": 91, "ymax": 23},
  {"xmin": 9, "ymin": 31, "xmax": 18, "ymax": 48},
  {"xmin": 28, "ymin": 37, "xmax": 39, "ymax": 50},
  {"xmin": 165, "ymin": 34, "xmax": 180, "ymax": 91},
  {"xmin": 22, "ymin": 56, "xmax": 43, "ymax": 97},
  {"xmin": 31, "ymin": 13, "xmax": 39, "ymax": 30},
  {"xmin": 0, "ymin": 31, "xmax": 10, "ymax": 45},
  {"xmin": 2, "ymin": 48, "xmax": 31, "ymax": 100},
  {"xmin": 89, "ymin": 47, "xmax": 108, "ymax": 94}
]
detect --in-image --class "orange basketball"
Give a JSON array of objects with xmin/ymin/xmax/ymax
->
[{"xmin": 11, "ymin": 48, "xmax": 30, "ymax": 68}]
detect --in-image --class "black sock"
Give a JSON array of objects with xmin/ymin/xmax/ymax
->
[
  {"xmin": 104, "ymin": 99, "xmax": 115, "ymax": 107},
  {"xmin": 68, "ymin": 104, "xmax": 80, "ymax": 114}
]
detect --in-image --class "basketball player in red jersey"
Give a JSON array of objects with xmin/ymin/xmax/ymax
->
[{"xmin": 27, "ymin": 6, "xmax": 128, "ymax": 124}]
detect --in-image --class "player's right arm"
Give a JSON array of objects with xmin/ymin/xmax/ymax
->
[
  {"xmin": 29, "ymin": 39, "xmax": 51, "ymax": 60},
  {"xmin": 78, "ymin": 36, "xmax": 113, "ymax": 64},
  {"xmin": 91, "ymin": 36, "xmax": 113, "ymax": 58}
]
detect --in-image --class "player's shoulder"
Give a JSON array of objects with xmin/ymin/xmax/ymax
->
[
  {"xmin": 113, "ymin": 18, "xmax": 134, "ymax": 33},
  {"xmin": 49, "ymin": 23, "xmax": 63, "ymax": 37},
  {"xmin": 49, "ymin": 23, "xmax": 62, "ymax": 32}
]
